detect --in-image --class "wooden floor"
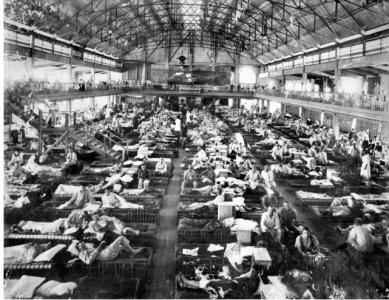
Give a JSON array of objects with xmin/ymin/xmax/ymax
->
[{"xmin": 145, "ymin": 149, "xmax": 183, "ymax": 298}]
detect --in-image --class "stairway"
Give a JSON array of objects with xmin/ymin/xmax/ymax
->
[{"xmin": 69, "ymin": 129, "xmax": 123, "ymax": 161}]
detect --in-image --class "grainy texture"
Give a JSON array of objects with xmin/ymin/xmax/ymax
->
[{"xmin": 145, "ymin": 150, "xmax": 183, "ymax": 299}]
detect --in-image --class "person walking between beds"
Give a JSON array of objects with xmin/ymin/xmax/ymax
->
[{"xmin": 137, "ymin": 163, "xmax": 150, "ymax": 190}]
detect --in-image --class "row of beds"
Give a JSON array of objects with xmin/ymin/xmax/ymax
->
[
  {"xmin": 174, "ymin": 120, "xmax": 286, "ymax": 299},
  {"xmin": 219, "ymin": 112, "xmax": 389, "ymax": 295},
  {"xmin": 4, "ymin": 125, "xmax": 180, "ymax": 298},
  {"xmin": 265, "ymin": 122, "xmax": 389, "ymax": 233}
]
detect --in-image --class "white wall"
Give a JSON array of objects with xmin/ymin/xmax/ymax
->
[
  {"xmin": 258, "ymin": 77, "xmax": 281, "ymax": 89},
  {"xmin": 268, "ymin": 101, "xmax": 282, "ymax": 113},
  {"xmin": 338, "ymin": 76, "xmax": 363, "ymax": 94},
  {"xmin": 239, "ymin": 65, "xmax": 257, "ymax": 84},
  {"xmin": 4, "ymin": 59, "xmax": 73, "ymax": 83},
  {"xmin": 241, "ymin": 99, "xmax": 256, "ymax": 111},
  {"xmin": 285, "ymin": 79, "xmax": 318, "ymax": 92}
]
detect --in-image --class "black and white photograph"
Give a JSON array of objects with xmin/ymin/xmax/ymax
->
[{"xmin": 1, "ymin": 0, "xmax": 389, "ymax": 299}]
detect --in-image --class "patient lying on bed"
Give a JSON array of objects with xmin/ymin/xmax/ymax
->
[
  {"xmin": 23, "ymin": 155, "xmax": 59, "ymax": 175},
  {"xmin": 14, "ymin": 209, "xmax": 91, "ymax": 235},
  {"xmin": 84, "ymin": 211, "xmax": 140, "ymax": 241},
  {"xmin": 67, "ymin": 236, "xmax": 143, "ymax": 265},
  {"xmin": 101, "ymin": 189, "xmax": 144, "ymax": 209}
]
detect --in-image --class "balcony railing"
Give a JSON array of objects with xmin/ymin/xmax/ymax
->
[
  {"xmin": 261, "ymin": 35, "xmax": 389, "ymax": 73},
  {"xmin": 256, "ymin": 89, "xmax": 388, "ymax": 112},
  {"xmin": 5, "ymin": 81, "xmax": 259, "ymax": 99}
]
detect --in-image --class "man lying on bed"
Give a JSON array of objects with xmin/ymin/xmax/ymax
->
[
  {"xmin": 270, "ymin": 162, "xmax": 308, "ymax": 178},
  {"xmin": 67, "ymin": 236, "xmax": 143, "ymax": 265},
  {"xmin": 177, "ymin": 264, "xmax": 260, "ymax": 299},
  {"xmin": 13, "ymin": 209, "xmax": 91, "ymax": 235},
  {"xmin": 84, "ymin": 210, "xmax": 140, "ymax": 241},
  {"xmin": 101, "ymin": 189, "xmax": 144, "ymax": 209}
]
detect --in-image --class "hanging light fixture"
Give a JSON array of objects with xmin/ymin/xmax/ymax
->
[{"xmin": 178, "ymin": 49, "xmax": 187, "ymax": 65}]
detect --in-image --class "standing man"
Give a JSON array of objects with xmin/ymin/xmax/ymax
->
[{"xmin": 137, "ymin": 163, "xmax": 150, "ymax": 190}]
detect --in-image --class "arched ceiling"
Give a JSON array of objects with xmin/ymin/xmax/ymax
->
[{"xmin": 5, "ymin": 0, "xmax": 389, "ymax": 63}]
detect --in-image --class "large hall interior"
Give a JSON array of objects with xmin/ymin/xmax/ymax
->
[{"xmin": 2, "ymin": 0, "xmax": 389, "ymax": 299}]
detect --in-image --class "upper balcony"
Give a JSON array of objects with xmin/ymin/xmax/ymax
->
[
  {"xmin": 259, "ymin": 35, "xmax": 389, "ymax": 77},
  {"xmin": 257, "ymin": 89, "xmax": 388, "ymax": 112},
  {"xmin": 256, "ymin": 89, "xmax": 389, "ymax": 123},
  {"xmin": 4, "ymin": 81, "xmax": 259, "ymax": 101}
]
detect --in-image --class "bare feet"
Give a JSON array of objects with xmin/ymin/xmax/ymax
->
[{"xmin": 131, "ymin": 247, "xmax": 143, "ymax": 255}]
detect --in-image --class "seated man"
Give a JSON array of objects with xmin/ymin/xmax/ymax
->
[
  {"xmin": 261, "ymin": 207, "xmax": 281, "ymax": 242},
  {"xmin": 271, "ymin": 144, "xmax": 283, "ymax": 161},
  {"xmin": 8, "ymin": 150, "xmax": 23, "ymax": 169},
  {"xmin": 295, "ymin": 226, "xmax": 320, "ymax": 257},
  {"xmin": 62, "ymin": 148, "xmax": 78, "ymax": 169},
  {"xmin": 244, "ymin": 166, "xmax": 261, "ymax": 190},
  {"xmin": 137, "ymin": 164, "xmax": 150, "ymax": 190},
  {"xmin": 155, "ymin": 158, "xmax": 168, "ymax": 176},
  {"xmin": 181, "ymin": 165, "xmax": 198, "ymax": 190},
  {"xmin": 71, "ymin": 236, "xmax": 143, "ymax": 265},
  {"xmin": 307, "ymin": 145, "xmax": 317, "ymax": 158},
  {"xmin": 261, "ymin": 165, "xmax": 276, "ymax": 190},
  {"xmin": 58, "ymin": 185, "xmax": 96, "ymax": 209},
  {"xmin": 347, "ymin": 218, "xmax": 375, "ymax": 253},
  {"xmin": 315, "ymin": 147, "xmax": 328, "ymax": 165},
  {"xmin": 199, "ymin": 164, "xmax": 216, "ymax": 185},
  {"xmin": 177, "ymin": 265, "xmax": 260, "ymax": 299},
  {"xmin": 101, "ymin": 189, "xmax": 144, "ymax": 209},
  {"xmin": 192, "ymin": 147, "xmax": 208, "ymax": 169}
]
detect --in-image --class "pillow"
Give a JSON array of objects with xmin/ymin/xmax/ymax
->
[
  {"xmin": 33, "ymin": 244, "xmax": 66, "ymax": 262},
  {"xmin": 6, "ymin": 275, "xmax": 46, "ymax": 299},
  {"xmin": 35, "ymin": 280, "xmax": 77, "ymax": 298}
]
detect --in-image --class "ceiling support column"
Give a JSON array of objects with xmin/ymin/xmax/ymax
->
[
  {"xmin": 66, "ymin": 64, "xmax": 73, "ymax": 84},
  {"xmin": 234, "ymin": 52, "xmax": 240, "ymax": 86},
  {"xmin": 333, "ymin": 114, "xmax": 340, "ymax": 139},
  {"xmin": 90, "ymin": 68, "xmax": 95, "ymax": 83}
]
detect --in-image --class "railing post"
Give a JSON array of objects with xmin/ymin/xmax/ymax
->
[
  {"xmin": 38, "ymin": 109, "xmax": 42, "ymax": 157},
  {"xmin": 73, "ymin": 112, "xmax": 76, "ymax": 128},
  {"xmin": 104, "ymin": 136, "xmax": 107, "ymax": 158}
]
